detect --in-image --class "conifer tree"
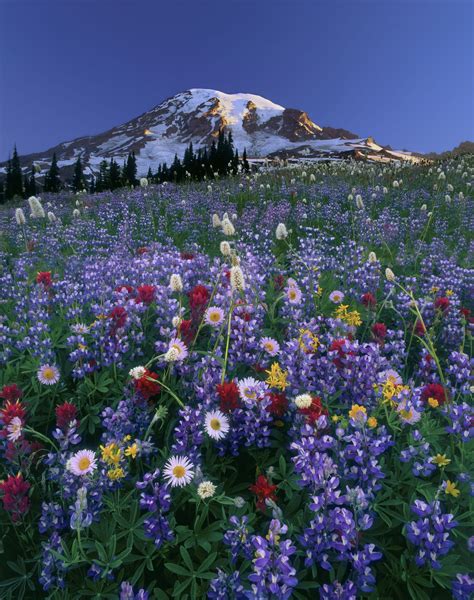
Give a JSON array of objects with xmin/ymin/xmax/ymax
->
[
  {"xmin": 242, "ymin": 148, "xmax": 250, "ymax": 173},
  {"xmin": 44, "ymin": 153, "xmax": 61, "ymax": 193},
  {"xmin": 109, "ymin": 159, "xmax": 121, "ymax": 190},
  {"xmin": 5, "ymin": 146, "xmax": 24, "ymax": 199},
  {"xmin": 72, "ymin": 157, "xmax": 86, "ymax": 192}
]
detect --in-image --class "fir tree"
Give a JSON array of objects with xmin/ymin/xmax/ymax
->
[
  {"xmin": 72, "ymin": 157, "xmax": 86, "ymax": 192},
  {"xmin": 44, "ymin": 153, "xmax": 61, "ymax": 193},
  {"xmin": 25, "ymin": 165, "xmax": 38, "ymax": 198},
  {"xmin": 242, "ymin": 148, "xmax": 250, "ymax": 173},
  {"xmin": 5, "ymin": 146, "xmax": 23, "ymax": 199},
  {"xmin": 109, "ymin": 159, "xmax": 121, "ymax": 190}
]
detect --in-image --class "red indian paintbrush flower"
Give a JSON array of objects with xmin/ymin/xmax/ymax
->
[
  {"xmin": 0, "ymin": 473, "xmax": 30, "ymax": 522},
  {"xmin": 371, "ymin": 322, "xmax": 387, "ymax": 342},
  {"xmin": 188, "ymin": 285, "xmax": 209, "ymax": 310},
  {"xmin": 434, "ymin": 297, "xmax": 450, "ymax": 313},
  {"xmin": 421, "ymin": 383, "xmax": 447, "ymax": 406},
  {"xmin": 55, "ymin": 402, "xmax": 79, "ymax": 430},
  {"xmin": 0, "ymin": 384, "xmax": 23, "ymax": 402},
  {"xmin": 136, "ymin": 285, "xmax": 156, "ymax": 305},
  {"xmin": 36, "ymin": 271, "xmax": 52, "ymax": 287},
  {"xmin": 109, "ymin": 306, "xmax": 128, "ymax": 330},
  {"xmin": 267, "ymin": 392, "xmax": 288, "ymax": 418},
  {"xmin": 299, "ymin": 396, "xmax": 328, "ymax": 424},
  {"xmin": 216, "ymin": 381, "xmax": 241, "ymax": 412},
  {"xmin": 361, "ymin": 292, "xmax": 376, "ymax": 308},
  {"xmin": 0, "ymin": 400, "xmax": 26, "ymax": 426},
  {"xmin": 135, "ymin": 369, "xmax": 161, "ymax": 399},
  {"xmin": 249, "ymin": 475, "xmax": 277, "ymax": 512}
]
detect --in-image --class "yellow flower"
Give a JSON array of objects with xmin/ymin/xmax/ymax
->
[
  {"xmin": 428, "ymin": 397, "xmax": 439, "ymax": 408},
  {"xmin": 367, "ymin": 417, "xmax": 377, "ymax": 428},
  {"xmin": 444, "ymin": 480, "xmax": 460, "ymax": 498},
  {"xmin": 349, "ymin": 404, "xmax": 367, "ymax": 422},
  {"xmin": 334, "ymin": 305, "xmax": 362, "ymax": 327},
  {"xmin": 430, "ymin": 286, "xmax": 440, "ymax": 294},
  {"xmin": 107, "ymin": 467, "xmax": 125, "ymax": 481},
  {"xmin": 432, "ymin": 454, "xmax": 451, "ymax": 468},
  {"xmin": 265, "ymin": 363, "xmax": 289, "ymax": 391},
  {"xmin": 298, "ymin": 329, "xmax": 320, "ymax": 353},
  {"xmin": 123, "ymin": 435, "xmax": 131, "ymax": 442},
  {"xmin": 78, "ymin": 343, "xmax": 87, "ymax": 351},
  {"xmin": 446, "ymin": 289, "xmax": 454, "ymax": 297},
  {"xmin": 125, "ymin": 443, "xmax": 138, "ymax": 459},
  {"xmin": 381, "ymin": 379, "xmax": 407, "ymax": 406},
  {"xmin": 100, "ymin": 443, "xmax": 121, "ymax": 465},
  {"xmin": 331, "ymin": 415, "xmax": 341, "ymax": 422}
]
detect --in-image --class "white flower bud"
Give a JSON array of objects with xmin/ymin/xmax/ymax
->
[
  {"xmin": 355, "ymin": 194, "xmax": 364, "ymax": 209},
  {"xmin": 28, "ymin": 196, "xmax": 45, "ymax": 218},
  {"xmin": 47, "ymin": 211, "xmax": 56, "ymax": 222},
  {"xmin": 368, "ymin": 251, "xmax": 377, "ymax": 263},
  {"xmin": 222, "ymin": 218, "xmax": 235, "ymax": 236},
  {"xmin": 212, "ymin": 213, "xmax": 221, "ymax": 228},
  {"xmin": 169, "ymin": 274, "xmax": 183, "ymax": 292},
  {"xmin": 385, "ymin": 268, "xmax": 396, "ymax": 282},
  {"xmin": 220, "ymin": 241, "xmax": 231, "ymax": 256},
  {"xmin": 230, "ymin": 265, "xmax": 245, "ymax": 292},
  {"xmin": 140, "ymin": 177, "xmax": 148, "ymax": 187},
  {"xmin": 15, "ymin": 208, "xmax": 26, "ymax": 225},
  {"xmin": 73, "ymin": 208, "xmax": 81, "ymax": 218},
  {"xmin": 275, "ymin": 223, "xmax": 288, "ymax": 240}
]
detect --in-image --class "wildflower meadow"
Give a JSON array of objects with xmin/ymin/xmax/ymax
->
[{"xmin": 0, "ymin": 158, "xmax": 473, "ymax": 600}]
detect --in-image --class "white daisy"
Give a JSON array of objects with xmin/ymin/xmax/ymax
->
[
  {"xmin": 67, "ymin": 450, "xmax": 97, "ymax": 476},
  {"xmin": 205, "ymin": 306, "xmax": 225, "ymax": 327},
  {"xmin": 260, "ymin": 337, "xmax": 280, "ymax": 357},
  {"xmin": 163, "ymin": 455, "xmax": 195, "ymax": 487},
  {"xmin": 204, "ymin": 410, "xmax": 230, "ymax": 440},
  {"xmin": 7, "ymin": 416, "xmax": 23, "ymax": 442},
  {"xmin": 37, "ymin": 364, "xmax": 60, "ymax": 385}
]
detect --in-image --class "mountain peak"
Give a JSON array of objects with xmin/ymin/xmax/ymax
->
[{"xmin": 0, "ymin": 89, "xmax": 423, "ymax": 178}]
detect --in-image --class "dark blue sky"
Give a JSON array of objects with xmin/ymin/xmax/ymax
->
[{"xmin": 1, "ymin": 0, "xmax": 473, "ymax": 160}]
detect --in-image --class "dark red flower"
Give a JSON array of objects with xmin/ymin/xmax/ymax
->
[
  {"xmin": 249, "ymin": 475, "xmax": 277, "ymax": 512},
  {"xmin": 414, "ymin": 319, "xmax": 426, "ymax": 337},
  {"xmin": 421, "ymin": 383, "xmax": 447, "ymax": 405},
  {"xmin": 361, "ymin": 292, "xmax": 376, "ymax": 308},
  {"xmin": 0, "ymin": 400, "xmax": 26, "ymax": 426},
  {"xmin": 136, "ymin": 285, "xmax": 156, "ymax": 305},
  {"xmin": 0, "ymin": 384, "xmax": 23, "ymax": 402},
  {"xmin": 109, "ymin": 306, "xmax": 128, "ymax": 329},
  {"xmin": 115, "ymin": 284, "xmax": 135, "ymax": 297},
  {"xmin": 178, "ymin": 319, "xmax": 194, "ymax": 345},
  {"xmin": 267, "ymin": 392, "xmax": 288, "ymax": 418},
  {"xmin": 0, "ymin": 474, "xmax": 30, "ymax": 522},
  {"xmin": 299, "ymin": 396, "xmax": 328, "ymax": 424},
  {"xmin": 216, "ymin": 381, "xmax": 241, "ymax": 412},
  {"xmin": 137, "ymin": 247, "xmax": 148, "ymax": 255},
  {"xmin": 434, "ymin": 297, "xmax": 450, "ymax": 313},
  {"xmin": 189, "ymin": 285, "xmax": 209, "ymax": 310},
  {"xmin": 27, "ymin": 240, "xmax": 35, "ymax": 252},
  {"xmin": 460, "ymin": 307, "xmax": 471, "ymax": 321},
  {"xmin": 371, "ymin": 322, "xmax": 387, "ymax": 342},
  {"xmin": 36, "ymin": 271, "xmax": 52, "ymax": 287},
  {"xmin": 55, "ymin": 402, "xmax": 78, "ymax": 430},
  {"xmin": 329, "ymin": 338, "xmax": 349, "ymax": 369},
  {"xmin": 180, "ymin": 252, "xmax": 195, "ymax": 260},
  {"xmin": 241, "ymin": 312, "xmax": 252, "ymax": 322},
  {"xmin": 135, "ymin": 369, "xmax": 161, "ymax": 399},
  {"xmin": 273, "ymin": 274, "xmax": 285, "ymax": 291}
]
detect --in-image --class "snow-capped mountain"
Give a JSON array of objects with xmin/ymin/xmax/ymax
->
[{"xmin": 1, "ymin": 89, "xmax": 422, "ymax": 177}]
